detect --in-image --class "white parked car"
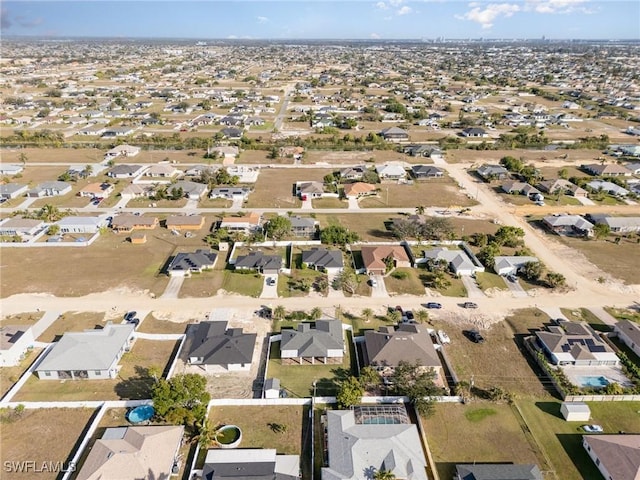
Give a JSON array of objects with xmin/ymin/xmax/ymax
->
[
  {"xmin": 582, "ymin": 424, "xmax": 603, "ymax": 433},
  {"xmin": 437, "ymin": 330, "xmax": 451, "ymax": 344}
]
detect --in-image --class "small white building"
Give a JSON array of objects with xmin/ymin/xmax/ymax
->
[
  {"xmin": 560, "ymin": 401, "xmax": 590, "ymax": 422},
  {"xmin": 263, "ymin": 378, "xmax": 280, "ymax": 399},
  {"xmin": 56, "ymin": 216, "xmax": 106, "ymax": 234}
]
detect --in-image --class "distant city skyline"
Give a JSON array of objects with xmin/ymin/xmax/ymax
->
[{"xmin": 1, "ymin": 1, "xmax": 639, "ymax": 40}]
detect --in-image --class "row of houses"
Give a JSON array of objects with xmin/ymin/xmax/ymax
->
[{"xmin": 543, "ymin": 214, "xmax": 640, "ymax": 237}]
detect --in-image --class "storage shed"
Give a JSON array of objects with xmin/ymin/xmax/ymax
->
[
  {"xmin": 561, "ymin": 401, "xmax": 590, "ymax": 421},
  {"xmin": 263, "ymin": 378, "xmax": 280, "ymax": 399}
]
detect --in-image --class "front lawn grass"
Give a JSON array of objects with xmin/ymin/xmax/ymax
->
[
  {"xmin": 277, "ymin": 268, "xmax": 325, "ymax": 298},
  {"xmin": 0, "ymin": 407, "xmax": 96, "ymax": 480},
  {"xmin": 177, "ymin": 271, "xmax": 225, "ymax": 298},
  {"xmin": 13, "ymin": 339, "xmax": 180, "ymax": 401},
  {"xmin": 267, "ymin": 340, "xmax": 353, "ymax": 398},
  {"xmin": 37, "ymin": 312, "xmax": 107, "ymax": 342},
  {"xmin": 474, "ymin": 271, "xmax": 507, "ymax": 292},
  {"xmin": 246, "ymin": 168, "xmax": 333, "ymax": 208},
  {"xmin": 312, "ymin": 197, "xmax": 347, "ymax": 208},
  {"xmin": 605, "ymin": 307, "xmax": 640, "ymax": 323},
  {"xmin": 221, "ymin": 271, "xmax": 263, "ymax": 297},
  {"xmin": 137, "ymin": 313, "xmax": 190, "ymax": 334},
  {"xmin": 422, "ymin": 402, "xmax": 545, "ymax": 480},
  {"xmin": 384, "ymin": 268, "xmax": 427, "ymax": 296},
  {"xmin": 560, "ymin": 307, "xmax": 611, "ymax": 332},
  {"xmin": 0, "ymin": 312, "xmax": 44, "ymax": 327}
]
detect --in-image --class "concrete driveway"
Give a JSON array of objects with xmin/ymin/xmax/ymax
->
[
  {"xmin": 160, "ymin": 276, "xmax": 185, "ymax": 299},
  {"xmin": 461, "ymin": 275, "xmax": 485, "ymax": 298},
  {"xmin": 327, "ymin": 271, "xmax": 345, "ymax": 298},
  {"xmin": 504, "ymin": 276, "xmax": 529, "ymax": 298},
  {"xmin": 369, "ymin": 275, "xmax": 389, "ymax": 298},
  {"xmin": 260, "ymin": 275, "xmax": 278, "ymax": 299}
]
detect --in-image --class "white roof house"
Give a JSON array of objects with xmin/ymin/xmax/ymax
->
[
  {"xmin": 0, "ymin": 217, "xmax": 45, "ymax": 236},
  {"xmin": 0, "ymin": 183, "xmax": 28, "ymax": 199},
  {"xmin": 0, "ymin": 165, "xmax": 25, "ymax": 176},
  {"xmin": 104, "ymin": 144, "xmax": 140, "ymax": 158},
  {"xmin": 421, "ymin": 246, "xmax": 484, "ymax": 276},
  {"xmin": 375, "ymin": 164, "xmax": 407, "ymax": 180},
  {"xmin": 36, "ymin": 323, "xmax": 135, "ymax": 380},
  {"xmin": 56, "ymin": 216, "xmax": 106, "ymax": 234},
  {"xmin": 493, "ymin": 256, "xmax": 539, "ymax": 276}
]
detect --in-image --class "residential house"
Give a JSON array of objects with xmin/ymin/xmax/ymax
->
[
  {"xmin": 172, "ymin": 180, "xmax": 208, "ymax": 199},
  {"xmin": 166, "ymin": 215, "xmax": 205, "ymax": 231},
  {"xmin": 614, "ymin": 320, "xmax": 640, "ymax": 358},
  {"xmin": 376, "ymin": 164, "xmax": 407, "ymax": 181},
  {"xmin": 76, "ymin": 425, "xmax": 184, "ymax": 480},
  {"xmin": 301, "ymin": 247, "xmax": 344, "ymax": 273},
  {"xmin": 583, "ymin": 434, "xmax": 640, "ymax": 480},
  {"xmin": 296, "ymin": 181, "xmax": 325, "ymax": 199},
  {"xmin": 187, "ymin": 321, "xmax": 256, "ymax": 371},
  {"xmin": 477, "ymin": 164, "xmax": 509, "ymax": 181},
  {"xmin": 0, "ymin": 217, "xmax": 45, "ymax": 237},
  {"xmin": 380, "ymin": 126, "xmax": 409, "ymax": 142},
  {"xmin": 586, "ymin": 180, "xmax": 629, "ymax": 197},
  {"xmin": 120, "ymin": 184, "xmax": 153, "ymax": 200},
  {"xmin": 364, "ymin": 324, "xmax": 443, "ymax": 385},
  {"xmin": 625, "ymin": 162, "xmax": 640, "ymax": 174},
  {"xmin": 280, "ymin": 319, "xmax": 344, "ymax": 365},
  {"xmin": 79, "ymin": 182, "xmax": 114, "ymax": 199},
  {"xmin": 168, "ymin": 250, "xmax": 218, "ymax": 277},
  {"xmin": 461, "ymin": 127, "xmax": 488, "ymax": 137},
  {"xmin": 343, "ymin": 182, "xmax": 377, "ymax": 199},
  {"xmin": 107, "ymin": 164, "xmax": 146, "ymax": 179},
  {"xmin": 589, "ymin": 215, "xmax": 640, "ymax": 233},
  {"xmin": 542, "ymin": 215, "xmax": 594, "ymax": 237},
  {"xmin": 111, "ymin": 214, "xmax": 159, "ymax": 234},
  {"xmin": 501, "ymin": 180, "xmax": 541, "ymax": 198},
  {"xmin": 219, "ymin": 212, "xmax": 262, "ymax": 234},
  {"xmin": 403, "ymin": 144, "xmax": 442, "ymax": 158},
  {"xmin": 0, "ymin": 325, "xmax": 35, "ymax": 367},
  {"xmin": 27, "ymin": 181, "xmax": 72, "ymax": 198},
  {"xmin": 0, "ymin": 183, "xmax": 28, "ymax": 200},
  {"xmin": 57, "ymin": 216, "xmax": 106, "ymax": 234},
  {"xmin": 36, "ymin": 323, "xmax": 136, "ymax": 380},
  {"xmin": 361, "ymin": 245, "xmax": 411, "ymax": 275},
  {"xmin": 454, "ymin": 464, "xmax": 543, "ymax": 480},
  {"xmin": 202, "ymin": 449, "xmax": 299, "ymax": 480},
  {"xmin": 421, "ymin": 246, "xmax": 484, "ymax": 277},
  {"xmin": 102, "ymin": 127, "xmax": 137, "ymax": 138},
  {"xmin": 493, "ymin": 256, "xmax": 539, "ymax": 276},
  {"xmin": 583, "ymin": 163, "xmax": 631, "ymax": 177},
  {"xmin": 290, "ymin": 216, "xmax": 318, "ymax": 238},
  {"xmin": 220, "ymin": 127, "xmax": 243, "ymax": 140},
  {"xmin": 144, "ymin": 164, "xmax": 182, "ymax": 178},
  {"xmin": 411, "ymin": 165, "xmax": 444, "ymax": 179},
  {"xmin": 322, "ymin": 406, "xmax": 428, "ymax": 480},
  {"xmin": 534, "ymin": 320, "xmax": 619, "ymax": 366},
  {"xmin": 537, "ymin": 179, "xmax": 587, "ymax": 198},
  {"xmin": 78, "ymin": 125, "xmax": 106, "ymax": 136},
  {"xmin": 339, "ymin": 166, "xmax": 366, "ymax": 181},
  {"xmin": 0, "ymin": 165, "xmax": 24, "ymax": 176},
  {"xmin": 209, "ymin": 186, "xmax": 252, "ymax": 201},
  {"xmin": 234, "ymin": 251, "xmax": 282, "ymax": 275}
]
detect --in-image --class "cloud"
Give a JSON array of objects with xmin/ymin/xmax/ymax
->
[
  {"xmin": 376, "ymin": 1, "xmax": 389, "ymax": 10},
  {"xmin": 526, "ymin": 0, "xmax": 591, "ymax": 14},
  {"xmin": 1, "ymin": 8, "xmax": 12, "ymax": 30},
  {"xmin": 376, "ymin": 0, "xmax": 411, "ymax": 16},
  {"xmin": 456, "ymin": 3, "xmax": 521, "ymax": 29},
  {"xmin": 397, "ymin": 5, "xmax": 412, "ymax": 15},
  {"xmin": 256, "ymin": 16, "xmax": 269, "ymax": 24}
]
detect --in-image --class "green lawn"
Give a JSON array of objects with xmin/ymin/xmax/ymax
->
[
  {"xmin": 277, "ymin": 268, "xmax": 326, "ymax": 298},
  {"xmin": 267, "ymin": 337, "xmax": 354, "ymax": 398},
  {"xmin": 560, "ymin": 307, "xmax": 611, "ymax": 332},
  {"xmin": 605, "ymin": 307, "xmax": 640, "ymax": 323},
  {"xmin": 384, "ymin": 268, "xmax": 427, "ymax": 296},
  {"xmin": 221, "ymin": 271, "xmax": 263, "ymax": 297},
  {"xmin": 475, "ymin": 271, "xmax": 507, "ymax": 292},
  {"xmin": 517, "ymin": 400, "xmax": 640, "ymax": 480},
  {"xmin": 312, "ymin": 197, "xmax": 347, "ymax": 208}
]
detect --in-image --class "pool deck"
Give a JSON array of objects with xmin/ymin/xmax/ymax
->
[{"xmin": 562, "ymin": 365, "xmax": 633, "ymax": 388}]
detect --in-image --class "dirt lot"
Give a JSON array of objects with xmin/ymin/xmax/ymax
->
[
  {"xmin": 173, "ymin": 308, "xmax": 271, "ymax": 398},
  {"xmin": 37, "ymin": 311, "xmax": 107, "ymax": 342},
  {"xmin": 0, "ymin": 407, "xmax": 96, "ymax": 480},
  {"xmin": 445, "ymin": 148, "xmax": 606, "ymax": 166},
  {"xmin": 359, "ymin": 178, "xmax": 476, "ymax": 208},
  {"xmin": 246, "ymin": 168, "xmax": 333, "ymax": 208}
]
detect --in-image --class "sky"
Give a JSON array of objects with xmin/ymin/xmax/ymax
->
[{"xmin": 1, "ymin": 0, "xmax": 639, "ymax": 40}]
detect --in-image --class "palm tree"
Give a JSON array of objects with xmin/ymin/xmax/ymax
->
[
  {"xmin": 39, "ymin": 204, "xmax": 62, "ymax": 222},
  {"xmin": 387, "ymin": 310, "xmax": 401, "ymax": 324},
  {"xmin": 415, "ymin": 309, "xmax": 429, "ymax": 324},
  {"xmin": 361, "ymin": 308, "xmax": 373, "ymax": 323},
  {"xmin": 18, "ymin": 152, "xmax": 27, "ymax": 167},
  {"xmin": 415, "ymin": 205, "xmax": 425, "ymax": 215},
  {"xmin": 309, "ymin": 307, "xmax": 322, "ymax": 321},
  {"xmin": 273, "ymin": 305, "xmax": 286, "ymax": 321},
  {"xmin": 373, "ymin": 469, "xmax": 396, "ymax": 480}
]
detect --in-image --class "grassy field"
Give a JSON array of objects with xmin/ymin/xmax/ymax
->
[
  {"xmin": 517, "ymin": 399, "xmax": 640, "ymax": 480},
  {"xmin": 444, "ymin": 148, "xmax": 605, "ymax": 165},
  {"xmin": 0, "ymin": 407, "xmax": 96, "ymax": 480},
  {"xmin": 13, "ymin": 339, "xmax": 180, "ymax": 401},
  {"xmin": 37, "ymin": 312, "xmax": 107, "ymax": 342},
  {"xmin": 422, "ymin": 402, "xmax": 546, "ymax": 480},
  {"xmin": 245, "ymin": 168, "xmax": 334, "ymax": 208},
  {"xmin": 560, "ymin": 307, "xmax": 611, "ymax": 332},
  {"xmin": 475, "ymin": 271, "xmax": 508, "ymax": 292},
  {"xmin": 277, "ymin": 265, "xmax": 326, "ymax": 298},
  {"xmin": 177, "ymin": 271, "xmax": 224, "ymax": 298},
  {"xmin": 359, "ymin": 178, "xmax": 476, "ymax": 209},
  {"xmin": 137, "ymin": 313, "xmax": 191, "ymax": 334},
  {"xmin": 605, "ymin": 307, "xmax": 640, "ymax": 323},
  {"xmin": 384, "ymin": 268, "xmax": 427, "ymax": 296},
  {"xmin": 557, "ymin": 235, "xmax": 640, "ymax": 284},
  {"xmin": 221, "ymin": 270, "xmax": 264, "ymax": 297},
  {"xmin": 312, "ymin": 197, "xmax": 347, "ymax": 208},
  {"xmin": 267, "ymin": 340, "xmax": 353, "ymax": 397}
]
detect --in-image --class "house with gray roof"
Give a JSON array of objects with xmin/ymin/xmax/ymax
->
[
  {"xmin": 376, "ymin": 164, "xmax": 407, "ymax": 181},
  {"xmin": 380, "ymin": 126, "xmax": 409, "ymax": 142},
  {"xmin": 501, "ymin": 180, "xmax": 541, "ymax": 198},
  {"xmin": 403, "ymin": 144, "xmax": 442, "ymax": 158},
  {"xmin": 106, "ymin": 164, "xmax": 146, "ymax": 178},
  {"xmin": 56, "ymin": 216, "xmax": 106, "ymax": 234},
  {"xmin": 187, "ymin": 321, "xmax": 256, "ymax": 372},
  {"xmin": 537, "ymin": 179, "xmax": 587, "ymax": 197},
  {"xmin": 296, "ymin": 181, "xmax": 325, "ymax": 199},
  {"xmin": 301, "ymin": 247, "xmax": 344, "ymax": 273},
  {"xmin": 455, "ymin": 464, "xmax": 543, "ymax": 480},
  {"xmin": 0, "ymin": 165, "xmax": 24, "ymax": 176},
  {"xmin": 421, "ymin": 246, "xmax": 484, "ymax": 276},
  {"xmin": 542, "ymin": 215, "xmax": 594, "ymax": 237},
  {"xmin": 234, "ymin": 251, "xmax": 282, "ymax": 275},
  {"xmin": 583, "ymin": 163, "xmax": 631, "ymax": 177},
  {"xmin": 411, "ymin": 165, "xmax": 444, "ymax": 179},
  {"xmin": 534, "ymin": 320, "xmax": 619, "ymax": 366},
  {"xmin": 614, "ymin": 320, "xmax": 640, "ymax": 359},
  {"xmin": 27, "ymin": 181, "xmax": 72, "ymax": 198},
  {"xmin": 583, "ymin": 434, "xmax": 640, "ymax": 480},
  {"xmin": 589, "ymin": 215, "xmax": 640, "ymax": 233},
  {"xmin": 280, "ymin": 319, "xmax": 344, "ymax": 365},
  {"xmin": 477, "ymin": 164, "xmax": 508, "ymax": 181},
  {"xmin": 202, "ymin": 449, "xmax": 299, "ymax": 480},
  {"xmin": 339, "ymin": 165, "xmax": 367, "ymax": 180},
  {"xmin": 172, "ymin": 180, "xmax": 208, "ymax": 199},
  {"xmin": 493, "ymin": 256, "xmax": 539, "ymax": 276},
  {"xmin": 0, "ymin": 183, "xmax": 28, "ymax": 200},
  {"xmin": 36, "ymin": 323, "xmax": 135, "ymax": 380},
  {"xmin": 364, "ymin": 324, "xmax": 443, "ymax": 385},
  {"xmin": 0, "ymin": 217, "xmax": 45, "ymax": 237},
  {"xmin": 586, "ymin": 180, "xmax": 629, "ymax": 197},
  {"xmin": 168, "ymin": 250, "xmax": 217, "ymax": 277},
  {"xmin": 290, "ymin": 216, "xmax": 318, "ymax": 238},
  {"xmin": 322, "ymin": 407, "xmax": 428, "ymax": 480}
]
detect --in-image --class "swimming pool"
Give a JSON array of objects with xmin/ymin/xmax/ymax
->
[
  {"xmin": 576, "ymin": 376, "xmax": 609, "ymax": 388},
  {"xmin": 360, "ymin": 416, "xmax": 404, "ymax": 425},
  {"xmin": 127, "ymin": 405, "xmax": 154, "ymax": 423}
]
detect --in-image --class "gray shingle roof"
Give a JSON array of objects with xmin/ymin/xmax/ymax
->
[
  {"xmin": 189, "ymin": 321, "xmax": 256, "ymax": 366},
  {"xmin": 301, "ymin": 247, "xmax": 343, "ymax": 269},
  {"xmin": 235, "ymin": 251, "xmax": 282, "ymax": 271},
  {"xmin": 169, "ymin": 250, "xmax": 217, "ymax": 273},
  {"xmin": 280, "ymin": 319, "xmax": 343, "ymax": 358},
  {"xmin": 455, "ymin": 464, "xmax": 543, "ymax": 480}
]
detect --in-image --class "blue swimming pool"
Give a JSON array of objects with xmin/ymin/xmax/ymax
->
[
  {"xmin": 127, "ymin": 405, "xmax": 154, "ymax": 423},
  {"xmin": 576, "ymin": 376, "xmax": 609, "ymax": 388}
]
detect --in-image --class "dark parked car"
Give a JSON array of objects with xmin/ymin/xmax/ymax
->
[
  {"xmin": 405, "ymin": 310, "xmax": 414, "ymax": 321},
  {"xmin": 426, "ymin": 302, "xmax": 442, "ymax": 309},
  {"xmin": 463, "ymin": 329, "xmax": 485, "ymax": 343},
  {"xmin": 462, "ymin": 302, "xmax": 478, "ymax": 309},
  {"xmin": 124, "ymin": 311, "xmax": 137, "ymax": 322}
]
